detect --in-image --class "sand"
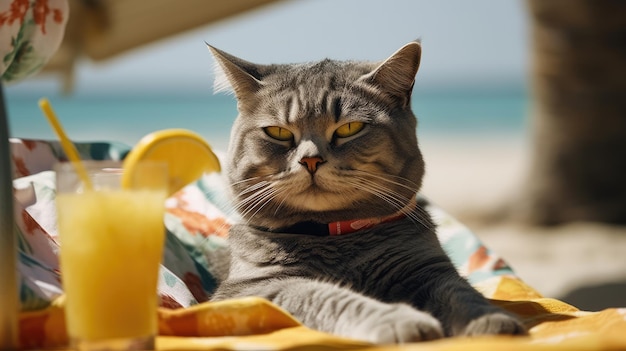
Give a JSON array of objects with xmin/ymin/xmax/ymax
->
[{"xmin": 419, "ymin": 135, "xmax": 626, "ymax": 311}]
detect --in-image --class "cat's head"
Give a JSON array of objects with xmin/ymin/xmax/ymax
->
[{"xmin": 209, "ymin": 41, "xmax": 424, "ymax": 229}]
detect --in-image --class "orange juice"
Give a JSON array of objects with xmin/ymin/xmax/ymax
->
[{"xmin": 57, "ymin": 189, "xmax": 166, "ymax": 342}]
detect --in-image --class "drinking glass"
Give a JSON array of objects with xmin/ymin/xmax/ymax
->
[{"xmin": 55, "ymin": 161, "xmax": 167, "ymax": 350}]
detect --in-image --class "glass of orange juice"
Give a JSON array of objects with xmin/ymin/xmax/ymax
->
[{"xmin": 55, "ymin": 160, "xmax": 167, "ymax": 350}]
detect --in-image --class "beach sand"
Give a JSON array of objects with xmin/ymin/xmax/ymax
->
[{"xmin": 419, "ymin": 135, "xmax": 626, "ymax": 311}]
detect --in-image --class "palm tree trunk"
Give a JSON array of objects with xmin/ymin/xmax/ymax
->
[{"xmin": 523, "ymin": 0, "xmax": 626, "ymax": 225}]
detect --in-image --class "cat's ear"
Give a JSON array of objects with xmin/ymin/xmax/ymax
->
[
  {"xmin": 363, "ymin": 41, "xmax": 422, "ymax": 106},
  {"xmin": 207, "ymin": 44, "xmax": 265, "ymax": 104}
]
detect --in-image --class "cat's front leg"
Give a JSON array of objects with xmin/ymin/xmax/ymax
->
[
  {"xmin": 225, "ymin": 277, "xmax": 443, "ymax": 344},
  {"xmin": 420, "ymin": 274, "xmax": 527, "ymax": 337}
]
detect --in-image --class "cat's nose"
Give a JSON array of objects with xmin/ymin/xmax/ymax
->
[{"xmin": 299, "ymin": 156, "xmax": 325, "ymax": 174}]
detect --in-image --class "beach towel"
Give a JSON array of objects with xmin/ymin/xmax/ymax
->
[{"xmin": 10, "ymin": 138, "xmax": 626, "ymax": 350}]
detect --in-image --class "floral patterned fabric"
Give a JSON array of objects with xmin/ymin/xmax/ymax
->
[
  {"xmin": 0, "ymin": 0, "xmax": 68, "ymax": 83},
  {"xmin": 11, "ymin": 138, "xmax": 220, "ymax": 312},
  {"xmin": 10, "ymin": 137, "xmax": 626, "ymax": 350}
]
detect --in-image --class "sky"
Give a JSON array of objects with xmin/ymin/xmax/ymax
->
[{"xmin": 8, "ymin": 0, "xmax": 530, "ymax": 96}]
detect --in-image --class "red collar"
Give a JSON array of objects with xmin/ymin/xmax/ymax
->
[
  {"xmin": 328, "ymin": 211, "xmax": 407, "ymax": 235},
  {"xmin": 267, "ymin": 199, "xmax": 415, "ymax": 236}
]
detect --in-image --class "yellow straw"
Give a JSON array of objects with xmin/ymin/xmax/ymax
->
[{"xmin": 38, "ymin": 98, "xmax": 93, "ymax": 191}]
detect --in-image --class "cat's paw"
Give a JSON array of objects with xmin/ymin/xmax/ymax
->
[
  {"xmin": 463, "ymin": 312, "xmax": 527, "ymax": 336},
  {"xmin": 352, "ymin": 304, "xmax": 444, "ymax": 344}
]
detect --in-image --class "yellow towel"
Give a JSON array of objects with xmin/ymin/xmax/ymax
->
[{"xmin": 18, "ymin": 276, "xmax": 626, "ymax": 350}]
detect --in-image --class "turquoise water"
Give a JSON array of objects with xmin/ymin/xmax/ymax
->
[{"xmin": 5, "ymin": 88, "xmax": 530, "ymax": 151}]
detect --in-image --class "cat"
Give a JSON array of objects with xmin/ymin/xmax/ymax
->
[{"xmin": 207, "ymin": 40, "xmax": 526, "ymax": 344}]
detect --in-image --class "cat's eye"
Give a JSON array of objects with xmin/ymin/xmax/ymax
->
[
  {"xmin": 264, "ymin": 126, "xmax": 294, "ymax": 142},
  {"xmin": 334, "ymin": 122, "xmax": 366, "ymax": 139}
]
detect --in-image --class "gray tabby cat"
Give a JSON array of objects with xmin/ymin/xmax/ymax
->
[{"xmin": 207, "ymin": 41, "xmax": 526, "ymax": 344}]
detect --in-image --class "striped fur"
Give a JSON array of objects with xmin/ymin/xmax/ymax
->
[{"xmin": 208, "ymin": 41, "xmax": 525, "ymax": 343}]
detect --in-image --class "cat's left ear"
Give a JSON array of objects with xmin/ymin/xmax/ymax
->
[{"xmin": 363, "ymin": 41, "xmax": 422, "ymax": 107}]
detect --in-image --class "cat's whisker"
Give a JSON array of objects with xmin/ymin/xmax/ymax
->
[
  {"xmin": 352, "ymin": 170, "xmax": 420, "ymax": 193},
  {"xmin": 235, "ymin": 180, "xmax": 289, "ymax": 224},
  {"xmin": 233, "ymin": 189, "xmax": 264, "ymax": 213},
  {"xmin": 236, "ymin": 189, "xmax": 273, "ymax": 219},
  {"xmin": 232, "ymin": 183, "xmax": 274, "ymax": 218},
  {"xmin": 401, "ymin": 208, "xmax": 432, "ymax": 230},
  {"xmin": 344, "ymin": 179, "xmax": 406, "ymax": 213},
  {"xmin": 243, "ymin": 187, "xmax": 282, "ymax": 223},
  {"xmin": 230, "ymin": 176, "xmax": 263, "ymax": 186},
  {"xmin": 387, "ymin": 174, "xmax": 422, "ymax": 190},
  {"xmin": 412, "ymin": 203, "xmax": 433, "ymax": 219},
  {"xmin": 234, "ymin": 178, "xmax": 274, "ymax": 203},
  {"xmin": 347, "ymin": 177, "xmax": 430, "ymax": 229},
  {"xmin": 228, "ymin": 173, "xmax": 297, "ymax": 226},
  {"xmin": 245, "ymin": 181, "xmax": 288, "ymax": 217},
  {"xmin": 239, "ymin": 180, "xmax": 273, "ymax": 196},
  {"xmin": 221, "ymin": 178, "xmax": 272, "ymax": 220},
  {"xmin": 361, "ymin": 169, "xmax": 420, "ymax": 185},
  {"xmin": 347, "ymin": 171, "xmax": 433, "ymax": 228},
  {"xmin": 349, "ymin": 176, "xmax": 411, "ymax": 208},
  {"xmin": 273, "ymin": 192, "xmax": 290, "ymax": 216}
]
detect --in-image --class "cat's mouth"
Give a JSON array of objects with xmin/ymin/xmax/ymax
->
[
  {"xmin": 298, "ymin": 178, "xmax": 333, "ymax": 196},
  {"xmin": 300, "ymin": 171, "xmax": 340, "ymax": 193},
  {"xmin": 283, "ymin": 173, "xmax": 360, "ymax": 211}
]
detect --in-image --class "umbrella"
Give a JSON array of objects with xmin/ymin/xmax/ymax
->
[
  {"xmin": 0, "ymin": 0, "xmax": 283, "ymax": 347},
  {"xmin": 44, "ymin": 0, "xmax": 283, "ymax": 92}
]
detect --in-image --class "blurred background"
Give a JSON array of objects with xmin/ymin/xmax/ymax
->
[
  {"xmin": 4, "ymin": 0, "xmax": 626, "ymax": 310},
  {"xmin": 7, "ymin": 0, "xmax": 528, "ymax": 150}
]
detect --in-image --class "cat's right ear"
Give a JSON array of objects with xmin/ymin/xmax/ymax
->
[{"xmin": 207, "ymin": 44, "xmax": 264, "ymax": 105}]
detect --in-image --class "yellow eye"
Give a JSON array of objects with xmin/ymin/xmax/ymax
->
[
  {"xmin": 264, "ymin": 126, "xmax": 294, "ymax": 141},
  {"xmin": 335, "ymin": 122, "xmax": 365, "ymax": 138}
]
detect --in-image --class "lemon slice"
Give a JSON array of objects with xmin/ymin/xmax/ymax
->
[{"xmin": 122, "ymin": 129, "xmax": 221, "ymax": 195}]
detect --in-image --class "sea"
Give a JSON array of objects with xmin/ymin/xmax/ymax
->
[{"xmin": 4, "ymin": 86, "xmax": 530, "ymax": 153}]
